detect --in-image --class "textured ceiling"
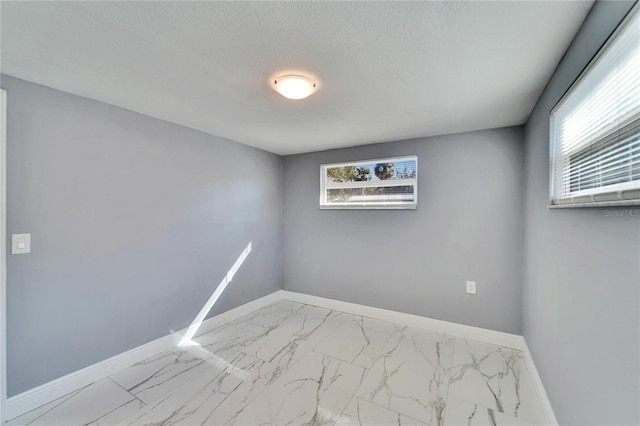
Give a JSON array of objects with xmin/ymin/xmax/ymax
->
[{"xmin": 0, "ymin": 1, "xmax": 593, "ymax": 155}]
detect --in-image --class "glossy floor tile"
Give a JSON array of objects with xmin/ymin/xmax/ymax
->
[
  {"xmin": 231, "ymin": 351, "xmax": 365, "ymax": 425},
  {"xmin": 314, "ymin": 315, "xmax": 402, "ymax": 368},
  {"xmin": 237, "ymin": 303, "xmax": 344, "ymax": 370},
  {"xmin": 336, "ymin": 397, "xmax": 427, "ymax": 425},
  {"xmin": 6, "ymin": 378, "xmax": 139, "ymax": 426},
  {"xmin": 6, "ymin": 300, "xmax": 547, "ymax": 426},
  {"xmin": 109, "ymin": 348, "xmax": 210, "ymax": 404},
  {"xmin": 443, "ymin": 397, "xmax": 534, "ymax": 426},
  {"xmin": 355, "ymin": 326, "xmax": 454, "ymax": 425},
  {"xmin": 448, "ymin": 338, "xmax": 545, "ymax": 425}
]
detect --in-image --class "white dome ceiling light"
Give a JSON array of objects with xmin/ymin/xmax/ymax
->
[{"xmin": 271, "ymin": 75, "xmax": 317, "ymax": 100}]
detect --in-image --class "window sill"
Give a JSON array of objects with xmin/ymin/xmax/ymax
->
[
  {"xmin": 319, "ymin": 204, "xmax": 417, "ymax": 210},
  {"xmin": 548, "ymin": 199, "xmax": 640, "ymax": 208}
]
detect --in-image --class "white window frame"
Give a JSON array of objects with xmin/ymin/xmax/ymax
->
[
  {"xmin": 549, "ymin": 3, "xmax": 640, "ymax": 208},
  {"xmin": 320, "ymin": 155, "xmax": 418, "ymax": 210},
  {"xmin": 0, "ymin": 89, "xmax": 7, "ymax": 424}
]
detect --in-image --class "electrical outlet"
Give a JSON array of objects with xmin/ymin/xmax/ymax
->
[{"xmin": 466, "ymin": 280, "xmax": 476, "ymax": 295}]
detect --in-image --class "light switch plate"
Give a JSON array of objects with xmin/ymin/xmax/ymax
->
[{"xmin": 12, "ymin": 233, "xmax": 31, "ymax": 254}]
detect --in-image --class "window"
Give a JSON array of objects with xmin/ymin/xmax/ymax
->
[
  {"xmin": 550, "ymin": 4, "xmax": 640, "ymax": 207},
  {"xmin": 320, "ymin": 155, "xmax": 417, "ymax": 209}
]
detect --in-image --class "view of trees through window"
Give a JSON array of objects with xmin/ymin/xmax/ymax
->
[
  {"xmin": 326, "ymin": 159, "xmax": 417, "ymax": 182},
  {"xmin": 322, "ymin": 157, "xmax": 417, "ymax": 206}
]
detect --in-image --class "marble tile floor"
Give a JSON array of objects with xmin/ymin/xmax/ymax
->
[{"xmin": 6, "ymin": 300, "xmax": 547, "ymax": 426}]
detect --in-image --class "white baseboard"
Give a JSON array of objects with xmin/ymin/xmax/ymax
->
[
  {"xmin": 4, "ymin": 289, "xmax": 557, "ymax": 426},
  {"xmin": 3, "ymin": 290, "xmax": 283, "ymax": 422},
  {"xmin": 519, "ymin": 338, "xmax": 559, "ymax": 426},
  {"xmin": 280, "ymin": 290, "xmax": 525, "ymax": 350},
  {"xmin": 5, "ymin": 332, "xmax": 176, "ymax": 422},
  {"xmin": 189, "ymin": 291, "xmax": 284, "ymax": 339}
]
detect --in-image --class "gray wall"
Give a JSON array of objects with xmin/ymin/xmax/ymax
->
[
  {"xmin": 283, "ymin": 127, "xmax": 524, "ymax": 334},
  {"xmin": 522, "ymin": 1, "xmax": 639, "ymax": 425},
  {"xmin": 1, "ymin": 75, "xmax": 282, "ymax": 396}
]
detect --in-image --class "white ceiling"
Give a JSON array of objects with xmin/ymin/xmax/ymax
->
[{"xmin": 1, "ymin": 1, "xmax": 593, "ymax": 155}]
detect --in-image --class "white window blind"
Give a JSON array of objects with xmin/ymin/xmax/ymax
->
[
  {"xmin": 320, "ymin": 155, "xmax": 417, "ymax": 209},
  {"xmin": 550, "ymin": 4, "xmax": 640, "ymax": 207}
]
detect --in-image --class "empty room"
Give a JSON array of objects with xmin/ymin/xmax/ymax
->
[{"xmin": 0, "ymin": 1, "xmax": 638, "ymax": 425}]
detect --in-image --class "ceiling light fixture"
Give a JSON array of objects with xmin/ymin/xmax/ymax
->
[{"xmin": 271, "ymin": 75, "xmax": 317, "ymax": 100}]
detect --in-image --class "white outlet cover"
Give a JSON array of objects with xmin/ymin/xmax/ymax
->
[
  {"xmin": 12, "ymin": 233, "xmax": 31, "ymax": 254},
  {"xmin": 466, "ymin": 280, "xmax": 476, "ymax": 295}
]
